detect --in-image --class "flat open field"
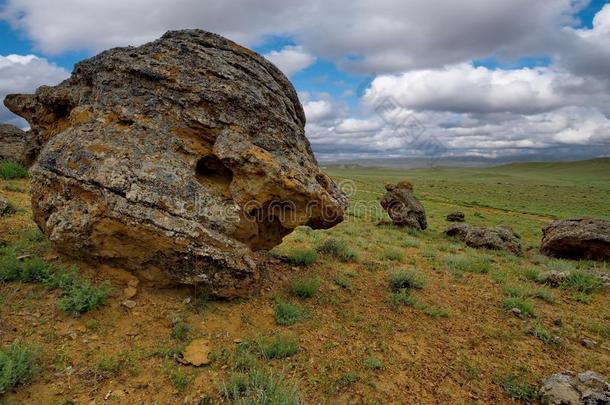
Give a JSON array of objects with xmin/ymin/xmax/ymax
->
[{"xmin": 1, "ymin": 159, "xmax": 609, "ymax": 404}]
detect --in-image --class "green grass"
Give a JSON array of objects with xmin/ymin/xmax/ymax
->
[
  {"xmin": 0, "ymin": 342, "xmax": 40, "ymax": 394},
  {"xmin": 0, "ymin": 161, "xmax": 28, "ymax": 180},
  {"xmin": 257, "ymin": 335, "xmax": 299, "ymax": 360},
  {"xmin": 290, "ymin": 277, "xmax": 320, "ymax": 299},
  {"xmin": 530, "ymin": 323, "xmax": 559, "ymax": 345},
  {"xmin": 164, "ymin": 361, "xmax": 190, "ymax": 392},
  {"xmin": 502, "ymin": 297, "xmax": 535, "ymax": 317},
  {"xmin": 561, "ymin": 270, "xmax": 603, "ymax": 294},
  {"xmin": 363, "ymin": 357, "xmax": 383, "ymax": 370},
  {"xmin": 336, "ymin": 371, "xmax": 359, "ymax": 390},
  {"xmin": 274, "ymin": 300, "xmax": 306, "ymax": 326},
  {"xmin": 388, "ymin": 269, "xmax": 425, "ymax": 291},
  {"xmin": 317, "ymin": 238, "xmax": 358, "ymax": 262},
  {"xmin": 380, "ymin": 248, "xmax": 404, "ymax": 262},
  {"xmin": 285, "ymin": 248, "xmax": 318, "ymax": 267},
  {"xmin": 171, "ymin": 322, "xmax": 191, "ymax": 342},
  {"xmin": 445, "ymin": 254, "xmax": 491, "ymax": 274},
  {"xmin": 96, "ymin": 356, "xmax": 121, "ymax": 377},
  {"xmin": 498, "ymin": 373, "xmax": 541, "ymax": 402},
  {"xmin": 220, "ymin": 366, "xmax": 300, "ymax": 404},
  {"xmin": 334, "ymin": 276, "xmax": 351, "ymax": 289},
  {"xmin": 0, "ymin": 252, "xmax": 110, "ymax": 316}
]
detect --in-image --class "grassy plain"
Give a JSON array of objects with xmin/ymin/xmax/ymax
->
[{"xmin": 0, "ymin": 158, "xmax": 608, "ymax": 404}]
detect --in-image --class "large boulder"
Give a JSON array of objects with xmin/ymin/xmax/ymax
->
[
  {"xmin": 0, "ymin": 123, "xmax": 35, "ymax": 166},
  {"xmin": 3, "ymin": 29, "xmax": 347, "ymax": 297},
  {"xmin": 445, "ymin": 223, "xmax": 521, "ymax": 255},
  {"xmin": 541, "ymin": 219, "xmax": 610, "ymax": 261},
  {"xmin": 540, "ymin": 370, "xmax": 610, "ymax": 405},
  {"xmin": 380, "ymin": 182, "xmax": 427, "ymax": 230}
]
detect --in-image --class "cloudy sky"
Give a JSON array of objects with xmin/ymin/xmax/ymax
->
[{"xmin": 1, "ymin": 0, "xmax": 609, "ymax": 162}]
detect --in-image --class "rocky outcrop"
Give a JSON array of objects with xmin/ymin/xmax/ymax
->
[
  {"xmin": 3, "ymin": 29, "xmax": 347, "ymax": 297},
  {"xmin": 445, "ymin": 223, "xmax": 521, "ymax": 255},
  {"xmin": 446, "ymin": 211, "xmax": 465, "ymax": 222},
  {"xmin": 540, "ymin": 370, "xmax": 610, "ymax": 405},
  {"xmin": 380, "ymin": 182, "xmax": 426, "ymax": 230},
  {"xmin": 541, "ymin": 219, "xmax": 610, "ymax": 261},
  {"xmin": 0, "ymin": 123, "xmax": 35, "ymax": 166}
]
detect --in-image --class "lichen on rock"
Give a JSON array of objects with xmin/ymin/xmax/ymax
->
[{"xmin": 3, "ymin": 29, "xmax": 347, "ymax": 297}]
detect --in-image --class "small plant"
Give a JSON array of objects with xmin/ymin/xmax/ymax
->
[
  {"xmin": 445, "ymin": 254, "xmax": 490, "ymax": 274},
  {"xmin": 334, "ymin": 276, "xmax": 351, "ymax": 289},
  {"xmin": 171, "ymin": 322, "xmax": 191, "ymax": 342},
  {"xmin": 317, "ymin": 238, "xmax": 358, "ymax": 262},
  {"xmin": 0, "ymin": 342, "xmax": 40, "ymax": 393},
  {"xmin": 274, "ymin": 299, "xmax": 306, "ymax": 326},
  {"xmin": 233, "ymin": 345, "xmax": 257, "ymax": 371},
  {"xmin": 164, "ymin": 361, "xmax": 190, "ymax": 392},
  {"xmin": 497, "ymin": 373, "xmax": 541, "ymax": 402},
  {"xmin": 336, "ymin": 371, "xmax": 359, "ymax": 390},
  {"xmin": 381, "ymin": 248, "xmax": 404, "ymax": 262},
  {"xmin": 421, "ymin": 247, "xmax": 437, "ymax": 258},
  {"xmin": 520, "ymin": 267, "xmax": 540, "ymax": 282},
  {"xmin": 530, "ymin": 323, "xmax": 559, "ymax": 345},
  {"xmin": 502, "ymin": 297, "xmax": 535, "ymax": 317},
  {"xmin": 220, "ymin": 366, "xmax": 300, "ymax": 404},
  {"xmin": 389, "ymin": 291, "xmax": 419, "ymax": 310},
  {"xmin": 562, "ymin": 271, "xmax": 603, "ymax": 294},
  {"xmin": 363, "ymin": 357, "xmax": 383, "ymax": 370},
  {"xmin": 96, "ymin": 356, "xmax": 121, "ymax": 377},
  {"xmin": 286, "ymin": 248, "xmax": 318, "ymax": 267},
  {"xmin": 58, "ymin": 280, "xmax": 111, "ymax": 316},
  {"xmin": 388, "ymin": 269, "xmax": 425, "ymax": 291},
  {"xmin": 547, "ymin": 259, "xmax": 574, "ymax": 272},
  {"xmin": 290, "ymin": 277, "xmax": 320, "ymax": 299},
  {"xmin": 257, "ymin": 335, "xmax": 299, "ymax": 360},
  {"xmin": 0, "ymin": 160, "xmax": 28, "ymax": 180},
  {"xmin": 401, "ymin": 237, "xmax": 420, "ymax": 248}
]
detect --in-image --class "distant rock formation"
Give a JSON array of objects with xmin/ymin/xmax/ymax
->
[
  {"xmin": 0, "ymin": 123, "xmax": 35, "ymax": 166},
  {"xmin": 541, "ymin": 219, "xmax": 610, "ymax": 261},
  {"xmin": 446, "ymin": 211, "xmax": 465, "ymax": 222},
  {"xmin": 3, "ymin": 29, "xmax": 347, "ymax": 297},
  {"xmin": 445, "ymin": 223, "xmax": 521, "ymax": 255},
  {"xmin": 380, "ymin": 182, "xmax": 427, "ymax": 230}
]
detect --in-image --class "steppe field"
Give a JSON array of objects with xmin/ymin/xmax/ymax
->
[{"xmin": 1, "ymin": 158, "xmax": 609, "ymax": 404}]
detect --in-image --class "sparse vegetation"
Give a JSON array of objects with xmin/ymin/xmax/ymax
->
[
  {"xmin": 502, "ymin": 297, "xmax": 535, "ymax": 317},
  {"xmin": 290, "ymin": 277, "xmax": 320, "ymax": 298},
  {"xmin": 562, "ymin": 270, "xmax": 603, "ymax": 294},
  {"xmin": 497, "ymin": 373, "xmax": 541, "ymax": 402},
  {"xmin": 363, "ymin": 357, "xmax": 383, "ymax": 370},
  {"xmin": 257, "ymin": 335, "xmax": 299, "ymax": 360},
  {"xmin": 0, "ymin": 342, "xmax": 40, "ymax": 394},
  {"xmin": 171, "ymin": 322, "xmax": 191, "ymax": 342},
  {"xmin": 381, "ymin": 247, "xmax": 404, "ymax": 262},
  {"xmin": 285, "ymin": 248, "xmax": 318, "ymax": 267},
  {"xmin": 445, "ymin": 254, "xmax": 491, "ymax": 274},
  {"xmin": 220, "ymin": 366, "xmax": 300, "ymax": 404},
  {"xmin": 0, "ymin": 161, "xmax": 28, "ymax": 180},
  {"xmin": 318, "ymin": 238, "xmax": 358, "ymax": 262},
  {"xmin": 274, "ymin": 300, "xmax": 306, "ymax": 326},
  {"xmin": 388, "ymin": 269, "xmax": 425, "ymax": 291},
  {"xmin": 334, "ymin": 276, "xmax": 351, "ymax": 289}
]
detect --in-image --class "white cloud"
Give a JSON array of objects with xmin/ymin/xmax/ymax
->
[
  {"xmin": 0, "ymin": 54, "xmax": 69, "ymax": 127},
  {"xmin": 264, "ymin": 45, "xmax": 315, "ymax": 76},
  {"xmin": 303, "ymin": 100, "xmax": 335, "ymax": 123}
]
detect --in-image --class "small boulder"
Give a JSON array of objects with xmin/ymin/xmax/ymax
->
[
  {"xmin": 541, "ymin": 219, "xmax": 610, "ymax": 261},
  {"xmin": 540, "ymin": 370, "xmax": 610, "ymax": 405},
  {"xmin": 181, "ymin": 338, "xmax": 212, "ymax": 366},
  {"xmin": 0, "ymin": 196, "xmax": 15, "ymax": 216},
  {"xmin": 445, "ymin": 223, "xmax": 521, "ymax": 255},
  {"xmin": 0, "ymin": 123, "xmax": 36, "ymax": 166},
  {"xmin": 380, "ymin": 182, "xmax": 426, "ymax": 230},
  {"xmin": 446, "ymin": 211, "xmax": 465, "ymax": 222},
  {"xmin": 537, "ymin": 271, "xmax": 570, "ymax": 287}
]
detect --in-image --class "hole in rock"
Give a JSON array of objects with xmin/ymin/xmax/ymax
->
[{"xmin": 195, "ymin": 155, "xmax": 233, "ymax": 196}]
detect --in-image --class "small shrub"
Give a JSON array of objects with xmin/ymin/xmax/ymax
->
[
  {"xmin": 336, "ymin": 371, "xmax": 359, "ymax": 390},
  {"xmin": 389, "ymin": 291, "xmax": 419, "ymax": 310},
  {"xmin": 58, "ymin": 280, "xmax": 110, "ymax": 316},
  {"xmin": 96, "ymin": 356, "xmax": 120, "ymax": 377},
  {"xmin": 530, "ymin": 323, "xmax": 559, "ymax": 345},
  {"xmin": 334, "ymin": 276, "xmax": 351, "ymax": 289},
  {"xmin": 502, "ymin": 297, "xmax": 535, "ymax": 317},
  {"xmin": 171, "ymin": 322, "xmax": 191, "ymax": 342},
  {"xmin": 498, "ymin": 373, "xmax": 540, "ymax": 402},
  {"xmin": 290, "ymin": 277, "xmax": 320, "ymax": 298},
  {"xmin": 233, "ymin": 346, "xmax": 257, "ymax": 371},
  {"xmin": 0, "ymin": 342, "xmax": 40, "ymax": 393},
  {"xmin": 0, "ymin": 160, "xmax": 28, "ymax": 180},
  {"xmin": 274, "ymin": 300, "xmax": 306, "ymax": 326},
  {"xmin": 388, "ymin": 270, "xmax": 425, "ymax": 291},
  {"xmin": 423, "ymin": 306, "xmax": 450, "ymax": 318},
  {"xmin": 529, "ymin": 287, "xmax": 555, "ymax": 303},
  {"xmin": 562, "ymin": 271, "xmax": 603, "ymax": 294},
  {"xmin": 165, "ymin": 362, "xmax": 190, "ymax": 392},
  {"xmin": 401, "ymin": 237, "xmax": 420, "ymax": 248},
  {"xmin": 286, "ymin": 249, "xmax": 318, "ymax": 267},
  {"xmin": 258, "ymin": 335, "xmax": 299, "ymax": 360},
  {"xmin": 220, "ymin": 366, "xmax": 300, "ymax": 404},
  {"xmin": 446, "ymin": 254, "xmax": 490, "ymax": 274},
  {"xmin": 317, "ymin": 238, "xmax": 358, "ymax": 262},
  {"xmin": 520, "ymin": 267, "xmax": 540, "ymax": 281},
  {"xmin": 381, "ymin": 248, "xmax": 404, "ymax": 262},
  {"xmin": 421, "ymin": 247, "xmax": 437, "ymax": 258},
  {"xmin": 363, "ymin": 357, "xmax": 383, "ymax": 370}
]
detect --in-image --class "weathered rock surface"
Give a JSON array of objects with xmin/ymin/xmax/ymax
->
[
  {"xmin": 541, "ymin": 219, "xmax": 610, "ymax": 261},
  {"xmin": 0, "ymin": 123, "xmax": 35, "ymax": 166},
  {"xmin": 445, "ymin": 223, "xmax": 521, "ymax": 255},
  {"xmin": 380, "ymin": 182, "xmax": 426, "ymax": 230},
  {"xmin": 181, "ymin": 338, "xmax": 212, "ymax": 366},
  {"xmin": 446, "ymin": 211, "xmax": 465, "ymax": 222},
  {"xmin": 3, "ymin": 29, "xmax": 347, "ymax": 297},
  {"xmin": 540, "ymin": 370, "xmax": 610, "ymax": 405}
]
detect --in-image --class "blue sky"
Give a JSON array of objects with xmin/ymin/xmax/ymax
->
[{"xmin": 1, "ymin": 0, "xmax": 610, "ymax": 161}]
